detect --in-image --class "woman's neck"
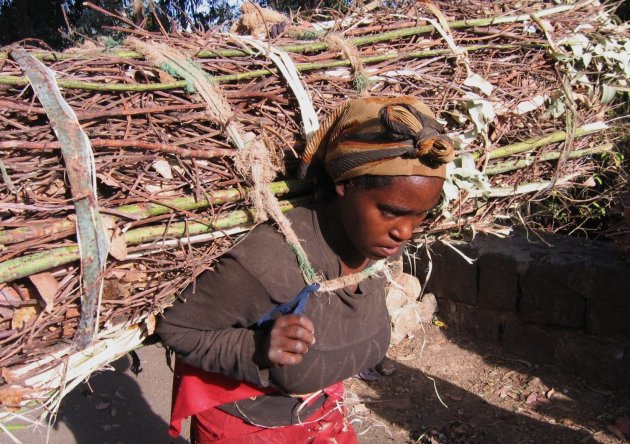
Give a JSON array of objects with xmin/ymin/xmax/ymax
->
[{"xmin": 323, "ymin": 201, "xmax": 370, "ymax": 276}]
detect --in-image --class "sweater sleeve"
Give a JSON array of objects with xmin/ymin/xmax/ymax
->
[{"xmin": 156, "ymin": 253, "xmax": 283, "ymax": 388}]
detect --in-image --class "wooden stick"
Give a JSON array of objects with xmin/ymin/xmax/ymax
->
[
  {"xmin": 0, "ymin": 179, "xmax": 313, "ymax": 245},
  {"xmin": 0, "ymin": 2, "xmax": 577, "ymax": 61},
  {"xmin": 0, "ymin": 139, "xmax": 234, "ymax": 159},
  {"xmin": 486, "ymin": 144, "xmax": 612, "ymax": 175},
  {"xmin": 0, "ymin": 42, "xmax": 537, "ymax": 91},
  {"xmin": 0, "ymin": 196, "xmax": 312, "ymax": 284}
]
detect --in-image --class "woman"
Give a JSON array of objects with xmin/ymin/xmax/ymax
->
[{"xmin": 157, "ymin": 96, "xmax": 454, "ymax": 443}]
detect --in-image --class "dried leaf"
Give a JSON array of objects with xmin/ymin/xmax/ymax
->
[
  {"xmin": 516, "ymin": 95, "xmax": 547, "ymax": 114},
  {"xmin": 120, "ymin": 269, "xmax": 147, "ymax": 284},
  {"xmin": 0, "ymin": 307, "xmax": 11, "ymax": 320},
  {"xmin": 29, "ymin": 272, "xmax": 59, "ymax": 313},
  {"xmin": 0, "ymin": 286, "xmax": 21, "ymax": 306},
  {"xmin": 0, "ymin": 385, "xmax": 33, "ymax": 407},
  {"xmin": 62, "ymin": 323, "xmax": 75, "ymax": 338},
  {"xmin": 146, "ymin": 314, "xmax": 156, "ymax": 335},
  {"xmin": 102, "ymin": 216, "xmax": 127, "ymax": 261},
  {"xmin": 1, "ymin": 368, "xmax": 18, "ymax": 384},
  {"xmin": 11, "ymin": 306, "xmax": 39, "ymax": 330},
  {"xmin": 102, "ymin": 279, "xmax": 131, "ymax": 301},
  {"xmin": 108, "ymin": 227, "xmax": 127, "ymax": 261},
  {"xmin": 0, "ymin": 286, "xmax": 20, "ymax": 318},
  {"xmin": 158, "ymin": 69, "xmax": 176, "ymax": 83},
  {"xmin": 464, "ymin": 71, "xmax": 494, "ymax": 96},
  {"xmin": 352, "ymin": 403, "xmax": 370, "ymax": 415},
  {"xmin": 97, "ymin": 173, "xmax": 120, "ymax": 188},
  {"xmin": 153, "ymin": 159, "xmax": 173, "ymax": 179},
  {"xmin": 66, "ymin": 307, "xmax": 80, "ymax": 319},
  {"xmin": 145, "ymin": 184, "xmax": 164, "ymax": 194}
]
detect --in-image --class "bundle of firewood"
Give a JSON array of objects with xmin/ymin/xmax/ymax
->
[{"xmin": 0, "ymin": 0, "xmax": 627, "ymax": 421}]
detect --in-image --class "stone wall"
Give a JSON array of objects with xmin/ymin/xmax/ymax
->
[{"xmin": 407, "ymin": 231, "xmax": 630, "ymax": 389}]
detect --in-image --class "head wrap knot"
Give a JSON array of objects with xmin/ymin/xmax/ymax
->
[
  {"xmin": 379, "ymin": 103, "xmax": 454, "ymax": 165},
  {"xmin": 300, "ymin": 96, "xmax": 454, "ymax": 182}
]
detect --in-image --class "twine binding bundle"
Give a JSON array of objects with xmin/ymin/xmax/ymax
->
[{"xmin": 0, "ymin": 0, "xmax": 628, "ymax": 426}]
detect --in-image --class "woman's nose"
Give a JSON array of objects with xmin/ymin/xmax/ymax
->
[{"xmin": 390, "ymin": 219, "xmax": 414, "ymax": 242}]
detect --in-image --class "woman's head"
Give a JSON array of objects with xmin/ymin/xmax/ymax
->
[
  {"xmin": 334, "ymin": 175, "xmax": 443, "ymax": 260},
  {"xmin": 302, "ymin": 96, "xmax": 454, "ymax": 260}
]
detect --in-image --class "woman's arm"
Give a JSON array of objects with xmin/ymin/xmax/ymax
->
[
  {"xmin": 156, "ymin": 254, "xmax": 317, "ymax": 387},
  {"xmin": 156, "ymin": 256, "xmax": 275, "ymax": 386},
  {"xmin": 158, "ymin": 321, "xmax": 271, "ymax": 386}
]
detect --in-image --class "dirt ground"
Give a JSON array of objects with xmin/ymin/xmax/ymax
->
[
  {"xmin": 345, "ymin": 325, "xmax": 630, "ymax": 444},
  {"xmin": 4, "ymin": 326, "xmax": 628, "ymax": 444}
]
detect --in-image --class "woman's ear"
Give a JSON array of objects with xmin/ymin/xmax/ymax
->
[{"xmin": 335, "ymin": 182, "xmax": 346, "ymax": 198}]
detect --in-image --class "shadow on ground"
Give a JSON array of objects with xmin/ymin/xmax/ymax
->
[
  {"xmin": 348, "ymin": 328, "xmax": 629, "ymax": 444},
  {"xmin": 52, "ymin": 348, "xmax": 187, "ymax": 444}
]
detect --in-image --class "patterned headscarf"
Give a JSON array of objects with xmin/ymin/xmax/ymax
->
[{"xmin": 299, "ymin": 96, "xmax": 455, "ymax": 182}]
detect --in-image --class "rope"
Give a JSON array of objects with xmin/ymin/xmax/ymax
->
[
  {"xmin": 127, "ymin": 38, "xmax": 319, "ymax": 283},
  {"xmin": 420, "ymin": 2, "xmax": 468, "ymax": 68},
  {"xmin": 318, "ymin": 259, "xmax": 388, "ymax": 293},
  {"xmin": 229, "ymin": 34, "xmax": 320, "ymax": 139},
  {"xmin": 128, "ymin": 38, "xmax": 388, "ymax": 289},
  {"xmin": 324, "ymin": 33, "xmax": 369, "ymax": 95}
]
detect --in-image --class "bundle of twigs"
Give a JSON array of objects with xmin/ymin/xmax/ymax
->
[{"xmin": 0, "ymin": 0, "xmax": 628, "ymax": 424}]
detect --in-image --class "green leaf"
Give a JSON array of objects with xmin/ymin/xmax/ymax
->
[
  {"xmin": 570, "ymin": 44, "xmax": 584, "ymax": 57},
  {"xmin": 459, "ymin": 152, "xmax": 476, "ymax": 171},
  {"xmin": 552, "ymin": 51, "xmax": 570, "ymax": 62},
  {"xmin": 465, "ymin": 94, "xmax": 496, "ymax": 133},
  {"xmin": 544, "ymin": 98, "xmax": 566, "ymax": 119},
  {"xmin": 443, "ymin": 110, "xmax": 468, "ymax": 125},
  {"xmin": 600, "ymin": 84, "xmax": 618, "ymax": 104}
]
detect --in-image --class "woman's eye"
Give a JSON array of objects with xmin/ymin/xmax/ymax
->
[{"xmin": 380, "ymin": 209, "xmax": 395, "ymax": 218}]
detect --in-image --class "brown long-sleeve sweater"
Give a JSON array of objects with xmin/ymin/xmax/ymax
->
[{"xmin": 157, "ymin": 203, "xmax": 392, "ymax": 426}]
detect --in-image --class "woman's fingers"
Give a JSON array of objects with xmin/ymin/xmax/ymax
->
[
  {"xmin": 268, "ymin": 347, "xmax": 305, "ymax": 366},
  {"xmin": 273, "ymin": 314, "xmax": 315, "ymax": 342},
  {"xmin": 267, "ymin": 314, "xmax": 316, "ymax": 366}
]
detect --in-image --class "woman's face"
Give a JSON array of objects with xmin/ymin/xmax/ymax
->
[{"xmin": 335, "ymin": 176, "xmax": 444, "ymax": 260}]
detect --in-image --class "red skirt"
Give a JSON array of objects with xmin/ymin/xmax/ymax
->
[{"xmin": 170, "ymin": 360, "xmax": 357, "ymax": 444}]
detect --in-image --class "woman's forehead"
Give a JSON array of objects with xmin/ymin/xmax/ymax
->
[{"xmin": 360, "ymin": 176, "xmax": 443, "ymax": 208}]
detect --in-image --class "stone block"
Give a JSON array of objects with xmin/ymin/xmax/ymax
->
[
  {"xmin": 437, "ymin": 300, "xmax": 506, "ymax": 343},
  {"xmin": 585, "ymin": 262, "xmax": 630, "ymax": 344},
  {"xmin": 390, "ymin": 303, "xmax": 422, "ymax": 345},
  {"xmin": 555, "ymin": 333, "xmax": 626, "ymax": 389},
  {"xmin": 518, "ymin": 258, "xmax": 586, "ymax": 327},
  {"xmin": 477, "ymin": 251, "xmax": 519, "ymax": 312},
  {"xmin": 423, "ymin": 241, "xmax": 478, "ymax": 306},
  {"xmin": 503, "ymin": 319, "xmax": 558, "ymax": 364},
  {"xmin": 436, "ymin": 298, "xmax": 458, "ymax": 325}
]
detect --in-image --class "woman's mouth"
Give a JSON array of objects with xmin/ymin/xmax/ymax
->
[{"xmin": 378, "ymin": 245, "xmax": 401, "ymax": 256}]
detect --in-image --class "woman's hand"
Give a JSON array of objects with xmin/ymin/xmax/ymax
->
[{"xmin": 254, "ymin": 314, "xmax": 316, "ymax": 368}]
